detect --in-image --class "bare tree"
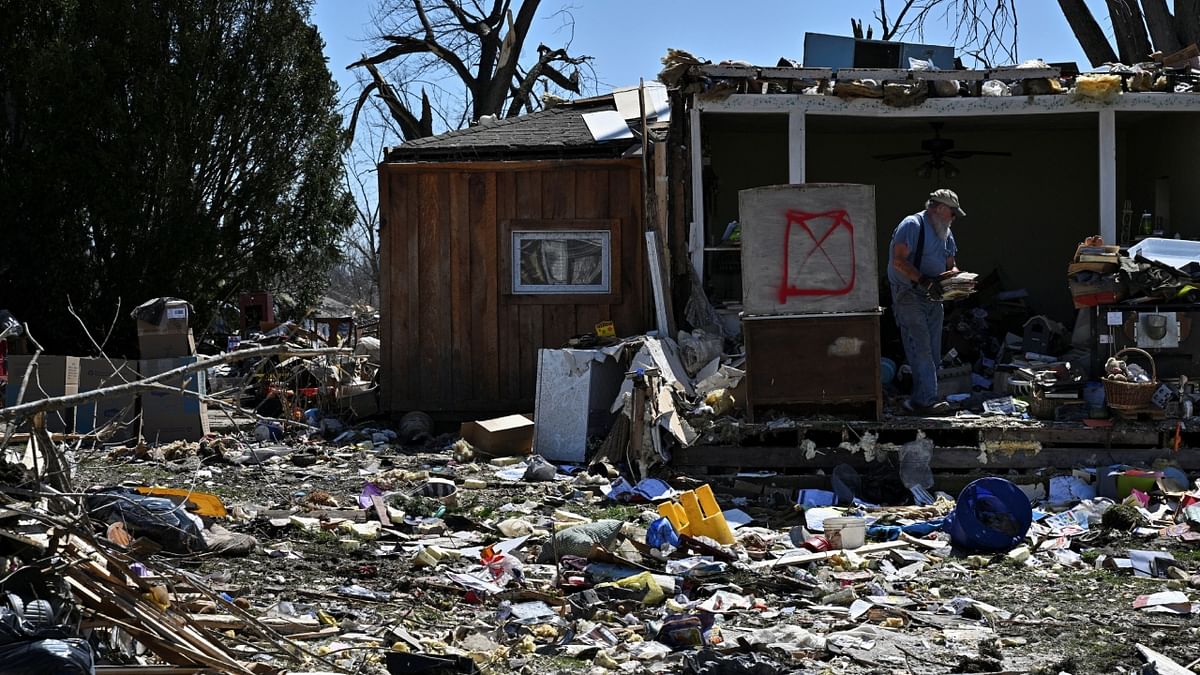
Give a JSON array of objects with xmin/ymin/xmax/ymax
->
[
  {"xmin": 329, "ymin": 128, "xmax": 383, "ymax": 310},
  {"xmin": 347, "ymin": 0, "xmax": 593, "ymax": 142},
  {"xmin": 855, "ymin": 1, "xmax": 1200, "ymax": 69},
  {"xmin": 852, "ymin": 0, "xmax": 1020, "ymax": 67}
]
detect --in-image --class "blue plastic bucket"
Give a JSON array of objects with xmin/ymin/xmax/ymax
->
[
  {"xmin": 945, "ymin": 477, "xmax": 1032, "ymax": 552},
  {"xmin": 880, "ymin": 358, "xmax": 897, "ymax": 384}
]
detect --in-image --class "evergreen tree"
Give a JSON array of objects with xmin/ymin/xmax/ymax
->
[{"xmin": 0, "ymin": 0, "xmax": 354, "ymax": 354}]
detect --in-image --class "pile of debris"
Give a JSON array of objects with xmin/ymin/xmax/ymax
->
[{"xmin": 2, "ymin": 401, "xmax": 1200, "ymax": 673}]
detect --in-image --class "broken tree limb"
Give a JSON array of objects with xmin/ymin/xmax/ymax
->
[{"xmin": 0, "ymin": 344, "xmax": 351, "ymax": 423}]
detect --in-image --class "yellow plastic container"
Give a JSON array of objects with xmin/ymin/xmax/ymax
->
[{"xmin": 657, "ymin": 484, "xmax": 734, "ymax": 545}]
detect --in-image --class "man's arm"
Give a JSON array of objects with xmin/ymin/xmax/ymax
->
[
  {"xmin": 946, "ymin": 256, "xmax": 958, "ymax": 274},
  {"xmin": 892, "ymin": 241, "xmax": 922, "ymax": 283}
]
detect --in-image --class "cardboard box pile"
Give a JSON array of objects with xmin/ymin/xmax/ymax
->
[
  {"xmin": 75, "ymin": 358, "xmax": 139, "ymax": 441},
  {"xmin": 3, "ymin": 355, "xmax": 80, "ymax": 433},
  {"xmin": 136, "ymin": 299, "xmax": 196, "ymax": 359},
  {"xmin": 134, "ymin": 298, "xmax": 208, "ymax": 441},
  {"xmin": 139, "ymin": 356, "xmax": 210, "ymax": 442}
]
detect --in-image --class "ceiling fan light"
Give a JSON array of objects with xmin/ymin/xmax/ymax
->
[
  {"xmin": 943, "ymin": 161, "xmax": 960, "ymax": 178},
  {"xmin": 915, "ymin": 162, "xmax": 933, "ymax": 178}
]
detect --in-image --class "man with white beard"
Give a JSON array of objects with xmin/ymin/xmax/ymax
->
[{"xmin": 886, "ymin": 189, "xmax": 965, "ymax": 416}]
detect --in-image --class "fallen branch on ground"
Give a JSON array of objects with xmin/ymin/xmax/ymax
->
[{"xmin": 0, "ymin": 344, "xmax": 351, "ymax": 422}]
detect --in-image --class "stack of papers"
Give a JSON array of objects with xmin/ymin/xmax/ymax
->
[{"xmin": 939, "ymin": 272, "xmax": 979, "ymax": 300}]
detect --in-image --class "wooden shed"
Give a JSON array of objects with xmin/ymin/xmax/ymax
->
[{"xmin": 378, "ymin": 98, "xmax": 658, "ymax": 417}]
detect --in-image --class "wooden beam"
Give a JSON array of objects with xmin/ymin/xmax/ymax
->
[
  {"xmin": 95, "ymin": 662, "xmax": 225, "ymax": 667},
  {"xmin": 688, "ymin": 106, "xmax": 705, "ymax": 280}
]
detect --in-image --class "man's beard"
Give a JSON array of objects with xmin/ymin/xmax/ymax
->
[{"xmin": 930, "ymin": 212, "xmax": 952, "ymax": 241}]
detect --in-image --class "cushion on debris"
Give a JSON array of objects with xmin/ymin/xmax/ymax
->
[{"xmin": 540, "ymin": 519, "xmax": 623, "ymax": 561}]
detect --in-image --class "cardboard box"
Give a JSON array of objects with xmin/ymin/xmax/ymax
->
[
  {"xmin": 460, "ymin": 414, "xmax": 534, "ymax": 457},
  {"xmin": 138, "ymin": 329, "xmax": 196, "ymax": 359},
  {"xmin": 3, "ymin": 355, "xmax": 80, "ymax": 432},
  {"xmin": 75, "ymin": 358, "xmax": 139, "ymax": 440},
  {"xmin": 139, "ymin": 357, "xmax": 210, "ymax": 442},
  {"xmin": 136, "ymin": 299, "xmax": 191, "ymax": 336}
]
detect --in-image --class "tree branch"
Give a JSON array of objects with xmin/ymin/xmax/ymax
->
[
  {"xmin": 505, "ymin": 46, "xmax": 585, "ymax": 118},
  {"xmin": 1107, "ymin": 0, "xmax": 1154, "ymax": 63},
  {"xmin": 1176, "ymin": 0, "xmax": 1200, "ymax": 47},
  {"xmin": 1058, "ymin": 0, "xmax": 1119, "ymax": 65},
  {"xmin": 0, "ymin": 344, "xmax": 351, "ymax": 423},
  {"xmin": 1142, "ymin": 0, "xmax": 1181, "ymax": 53}
]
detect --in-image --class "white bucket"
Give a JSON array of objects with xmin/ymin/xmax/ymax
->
[{"xmin": 823, "ymin": 516, "xmax": 866, "ymax": 550}]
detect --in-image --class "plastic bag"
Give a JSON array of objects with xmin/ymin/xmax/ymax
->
[
  {"xmin": 0, "ymin": 639, "xmax": 94, "ymax": 674},
  {"xmin": 646, "ymin": 517, "xmax": 680, "ymax": 550},
  {"xmin": 981, "ymin": 79, "xmax": 1011, "ymax": 97},
  {"xmin": 522, "ymin": 455, "xmax": 556, "ymax": 482}
]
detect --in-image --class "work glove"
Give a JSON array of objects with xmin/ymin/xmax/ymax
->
[{"xmin": 916, "ymin": 275, "xmax": 943, "ymax": 300}]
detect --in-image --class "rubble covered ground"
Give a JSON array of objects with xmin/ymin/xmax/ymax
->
[{"xmin": 0, "ymin": 406, "xmax": 1192, "ymax": 675}]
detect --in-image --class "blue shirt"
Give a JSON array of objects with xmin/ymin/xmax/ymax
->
[{"xmin": 887, "ymin": 211, "xmax": 957, "ymax": 288}]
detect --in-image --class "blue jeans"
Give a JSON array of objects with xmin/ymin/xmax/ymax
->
[{"xmin": 892, "ymin": 285, "xmax": 943, "ymax": 407}]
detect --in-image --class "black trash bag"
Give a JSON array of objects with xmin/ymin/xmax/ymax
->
[
  {"xmin": 683, "ymin": 649, "xmax": 782, "ymax": 675},
  {"xmin": 130, "ymin": 297, "xmax": 189, "ymax": 325},
  {"xmin": 85, "ymin": 488, "xmax": 206, "ymax": 554},
  {"xmin": 385, "ymin": 651, "xmax": 480, "ymax": 674},
  {"xmin": 0, "ymin": 638, "xmax": 94, "ymax": 675},
  {"xmin": 522, "ymin": 455, "xmax": 556, "ymax": 482}
]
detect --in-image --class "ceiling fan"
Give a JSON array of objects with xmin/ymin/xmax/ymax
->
[{"xmin": 872, "ymin": 122, "xmax": 1012, "ymax": 177}]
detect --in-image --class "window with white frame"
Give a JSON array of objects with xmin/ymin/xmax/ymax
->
[{"xmin": 511, "ymin": 230, "xmax": 611, "ymax": 294}]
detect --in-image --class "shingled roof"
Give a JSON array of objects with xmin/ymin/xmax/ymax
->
[{"xmin": 384, "ymin": 98, "xmax": 636, "ymax": 162}]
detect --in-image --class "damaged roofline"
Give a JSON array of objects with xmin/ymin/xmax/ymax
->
[{"xmin": 693, "ymin": 91, "xmax": 1200, "ymax": 114}]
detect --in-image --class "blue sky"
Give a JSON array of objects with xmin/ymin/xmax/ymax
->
[{"xmin": 313, "ymin": 0, "xmax": 1109, "ymax": 104}]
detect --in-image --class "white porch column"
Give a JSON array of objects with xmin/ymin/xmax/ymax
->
[
  {"xmin": 1098, "ymin": 108, "xmax": 1117, "ymax": 243},
  {"xmin": 689, "ymin": 106, "xmax": 705, "ymax": 279},
  {"xmin": 788, "ymin": 110, "xmax": 806, "ymax": 183}
]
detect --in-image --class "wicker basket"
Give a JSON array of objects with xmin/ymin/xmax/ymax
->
[
  {"xmin": 1103, "ymin": 347, "xmax": 1158, "ymax": 410},
  {"xmin": 1027, "ymin": 394, "xmax": 1060, "ymax": 420}
]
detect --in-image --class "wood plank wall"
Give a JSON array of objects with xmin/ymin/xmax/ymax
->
[{"xmin": 378, "ymin": 159, "xmax": 648, "ymax": 416}]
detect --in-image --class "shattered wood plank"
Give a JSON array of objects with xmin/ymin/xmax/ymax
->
[
  {"xmin": 750, "ymin": 541, "xmax": 909, "ymax": 570},
  {"xmin": 370, "ymin": 494, "xmax": 390, "ymax": 525},
  {"xmin": 188, "ymin": 613, "xmax": 321, "ymax": 635},
  {"xmin": 281, "ymin": 626, "xmax": 341, "ymax": 641},
  {"xmin": 1135, "ymin": 643, "xmax": 1194, "ymax": 675},
  {"xmin": 260, "ymin": 508, "xmax": 368, "ymax": 522},
  {"xmin": 94, "ymin": 662, "xmax": 225, "ymax": 667}
]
